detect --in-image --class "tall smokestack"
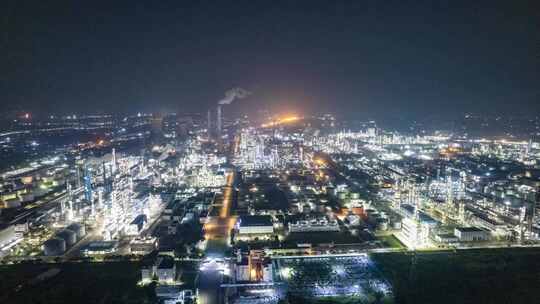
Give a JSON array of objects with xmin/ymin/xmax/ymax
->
[
  {"xmin": 111, "ymin": 148, "xmax": 117, "ymax": 174},
  {"xmin": 217, "ymin": 105, "xmax": 222, "ymax": 137},
  {"xmin": 207, "ymin": 109, "xmax": 212, "ymax": 137},
  {"xmin": 215, "ymin": 87, "xmax": 250, "ymax": 138},
  {"xmin": 530, "ymin": 187, "xmax": 540, "ymax": 236}
]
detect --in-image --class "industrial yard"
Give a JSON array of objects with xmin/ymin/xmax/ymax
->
[{"xmin": 1, "ymin": 107, "xmax": 540, "ymax": 304}]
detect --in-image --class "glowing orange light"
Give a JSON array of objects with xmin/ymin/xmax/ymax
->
[
  {"xmin": 314, "ymin": 158, "xmax": 326, "ymax": 166},
  {"xmin": 280, "ymin": 115, "xmax": 299, "ymax": 123},
  {"xmin": 261, "ymin": 115, "xmax": 301, "ymax": 128}
]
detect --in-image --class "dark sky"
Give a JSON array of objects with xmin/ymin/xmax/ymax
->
[{"xmin": 1, "ymin": 0, "xmax": 538, "ymax": 118}]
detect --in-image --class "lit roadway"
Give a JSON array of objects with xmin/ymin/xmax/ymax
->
[
  {"xmin": 198, "ymin": 170, "xmax": 237, "ymax": 304},
  {"xmin": 204, "ymin": 172, "xmax": 237, "ymax": 256}
]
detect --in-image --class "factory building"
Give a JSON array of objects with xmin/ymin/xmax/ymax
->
[
  {"xmin": 237, "ymin": 215, "xmax": 274, "ymax": 235},
  {"xmin": 236, "ymin": 262, "xmax": 250, "ymax": 282},
  {"xmin": 81, "ymin": 241, "xmax": 118, "ymax": 256},
  {"xmin": 454, "ymin": 227, "xmax": 491, "ymax": 242},
  {"xmin": 140, "ymin": 256, "xmax": 177, "ymax": 285},
  {"xmin": 156, "ymin": 257, "xmax": 177, "ymax": 284},
  {"xmin": 0, "ymin": 225, "xmax": 23, "ymax": 257},
  {"xmin": 289, "ymin": 217, "xmax": 340, "ymax": 233},
  {"xmin": 398, "ymin": 212, "xmax": 439, "ymax": 249},
  {"xmin": 470, "ymin": 212, "xmax": 508, "ymax": 236},
  {"xmin": 130, "ymin": 237, "xmax": 157, "ymax": 255},
  {"xmin": 234, "ymin": 250, "xmax": 273, "ymax": 283}
]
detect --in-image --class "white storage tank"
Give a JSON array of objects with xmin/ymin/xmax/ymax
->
[
  {"xmin": 66, "ymin": 223, "xmax": 86, "ymax": 240},
  {"xmin": 43, "ymin": 238, "xmax": 66, "ymax": 256},
  {"xmin": 56, "ymin": 229, "xmax": 77, "ymax": 247}
]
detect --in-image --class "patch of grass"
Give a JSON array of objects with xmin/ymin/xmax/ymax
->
[
  {"xmin": 378, "ymin": 234, "xmax": 405, "ymax": 249},
  {"xmin": 286, "ymin": 295, "xmax": 393, "ymax": 304},
  {"xmin": 284, "ymin": 231, "xmax": 368, "ymax": 245}
]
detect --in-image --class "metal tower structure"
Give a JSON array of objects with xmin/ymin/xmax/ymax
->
[{"xmin": 83, "ymin": 166, "xmax": 93, "ymax": 202}]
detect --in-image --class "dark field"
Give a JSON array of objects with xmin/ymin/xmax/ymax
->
[
  {"xmin": 372, "ymin": 247, "xmax": 540, "ymax": 304},
  {"xmin": 285, "ymin": 248, "xmax": 540, "ymax": 304},
  {"xmin": 2, "ymin": 248, "xmax": 540, "ymax": 304},
  {"xmin": 0, "ymin": 261, "xmax": 155, "ymax": 304}
]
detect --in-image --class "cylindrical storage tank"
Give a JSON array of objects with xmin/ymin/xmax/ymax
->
[
  {"xmin": 43, "ymin": 238, "xmax": 66, "ymax": 256},
  {"xmin": 56, "ymin": 229, "xmax": 77, "ymax": 247},
  {"xmin": 66, "ymin": 223, "xmax": 86, "ymax": 240}
]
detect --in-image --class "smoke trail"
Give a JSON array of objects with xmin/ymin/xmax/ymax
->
[{"xmin": 218, "ymin": 87, "xmax": 250, "ymax": 105}]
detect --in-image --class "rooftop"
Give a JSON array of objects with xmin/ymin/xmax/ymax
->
[
  {"xmin": 238, "ymin": 215, "xmax": 273, "ymax": 227},
  {"xmin": 157, "ymin": 256, "xmax": 175, "ymax": 269},
  {"xmin": 456, "ymin": 227, "xmax": 486, "ymax": 233},
  {"xmin": 83, "ymin": 241, "xmax": 118, "ymax": 251}
]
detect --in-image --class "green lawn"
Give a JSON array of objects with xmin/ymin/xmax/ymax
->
[
  {"xmin": 285, "ymin": 295, "xmax": 393, "ymax": 304},
  {"xmin": 378, "ymin": 234, "xmax": 405, "ymax": 249},
  {"xmin": 284, "ymin": 231, "xmax": 369, "ymax": 245}
]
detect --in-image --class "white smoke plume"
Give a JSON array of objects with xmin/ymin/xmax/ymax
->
[{"xmin": 218, "ymin": 87, "xmax": 250, "ymax": 105}]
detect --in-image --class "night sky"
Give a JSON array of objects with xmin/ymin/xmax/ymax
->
[{"xmin": 1, "ymin": 1, "xmax": 538, "ymax": 118}]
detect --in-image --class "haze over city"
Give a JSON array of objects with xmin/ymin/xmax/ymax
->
[{"xmin": 2, "ymin": 1, "xmax": 538, "ymax": 117}]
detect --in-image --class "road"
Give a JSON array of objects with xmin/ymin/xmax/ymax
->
[
  {"xmin": 197, "ymin": 262, "xmax": 224, "ymax": 304},
  {"xmin": 220, "ymin": 173, "xmax": 234, "ymax": 218},
  {"xmin": 197, "ymin": 170, "xmax": 237, "ymax": 304},
  {"xmin": 203, "ymin": 172, "xmax": 237, "ymax": 257}
]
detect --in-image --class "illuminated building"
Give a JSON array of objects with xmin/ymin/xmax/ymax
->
[
  {"xmin": 454, "ymin": 227, "xmax": 490, "ymax": 242},
  {"xmin": 0, "ymin": 225, "xmax": 23, "ymax": 257},
  {"xmin": 398, "ymin": 204, "xmax": 439, "ymax": 249},
  {"xmin": 288, "ymin": 217, "xmax": 340, "ymax": 233},
  {"xmin": 236, "ymin": 215, "xmax": 274, "ymax": 235}
]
